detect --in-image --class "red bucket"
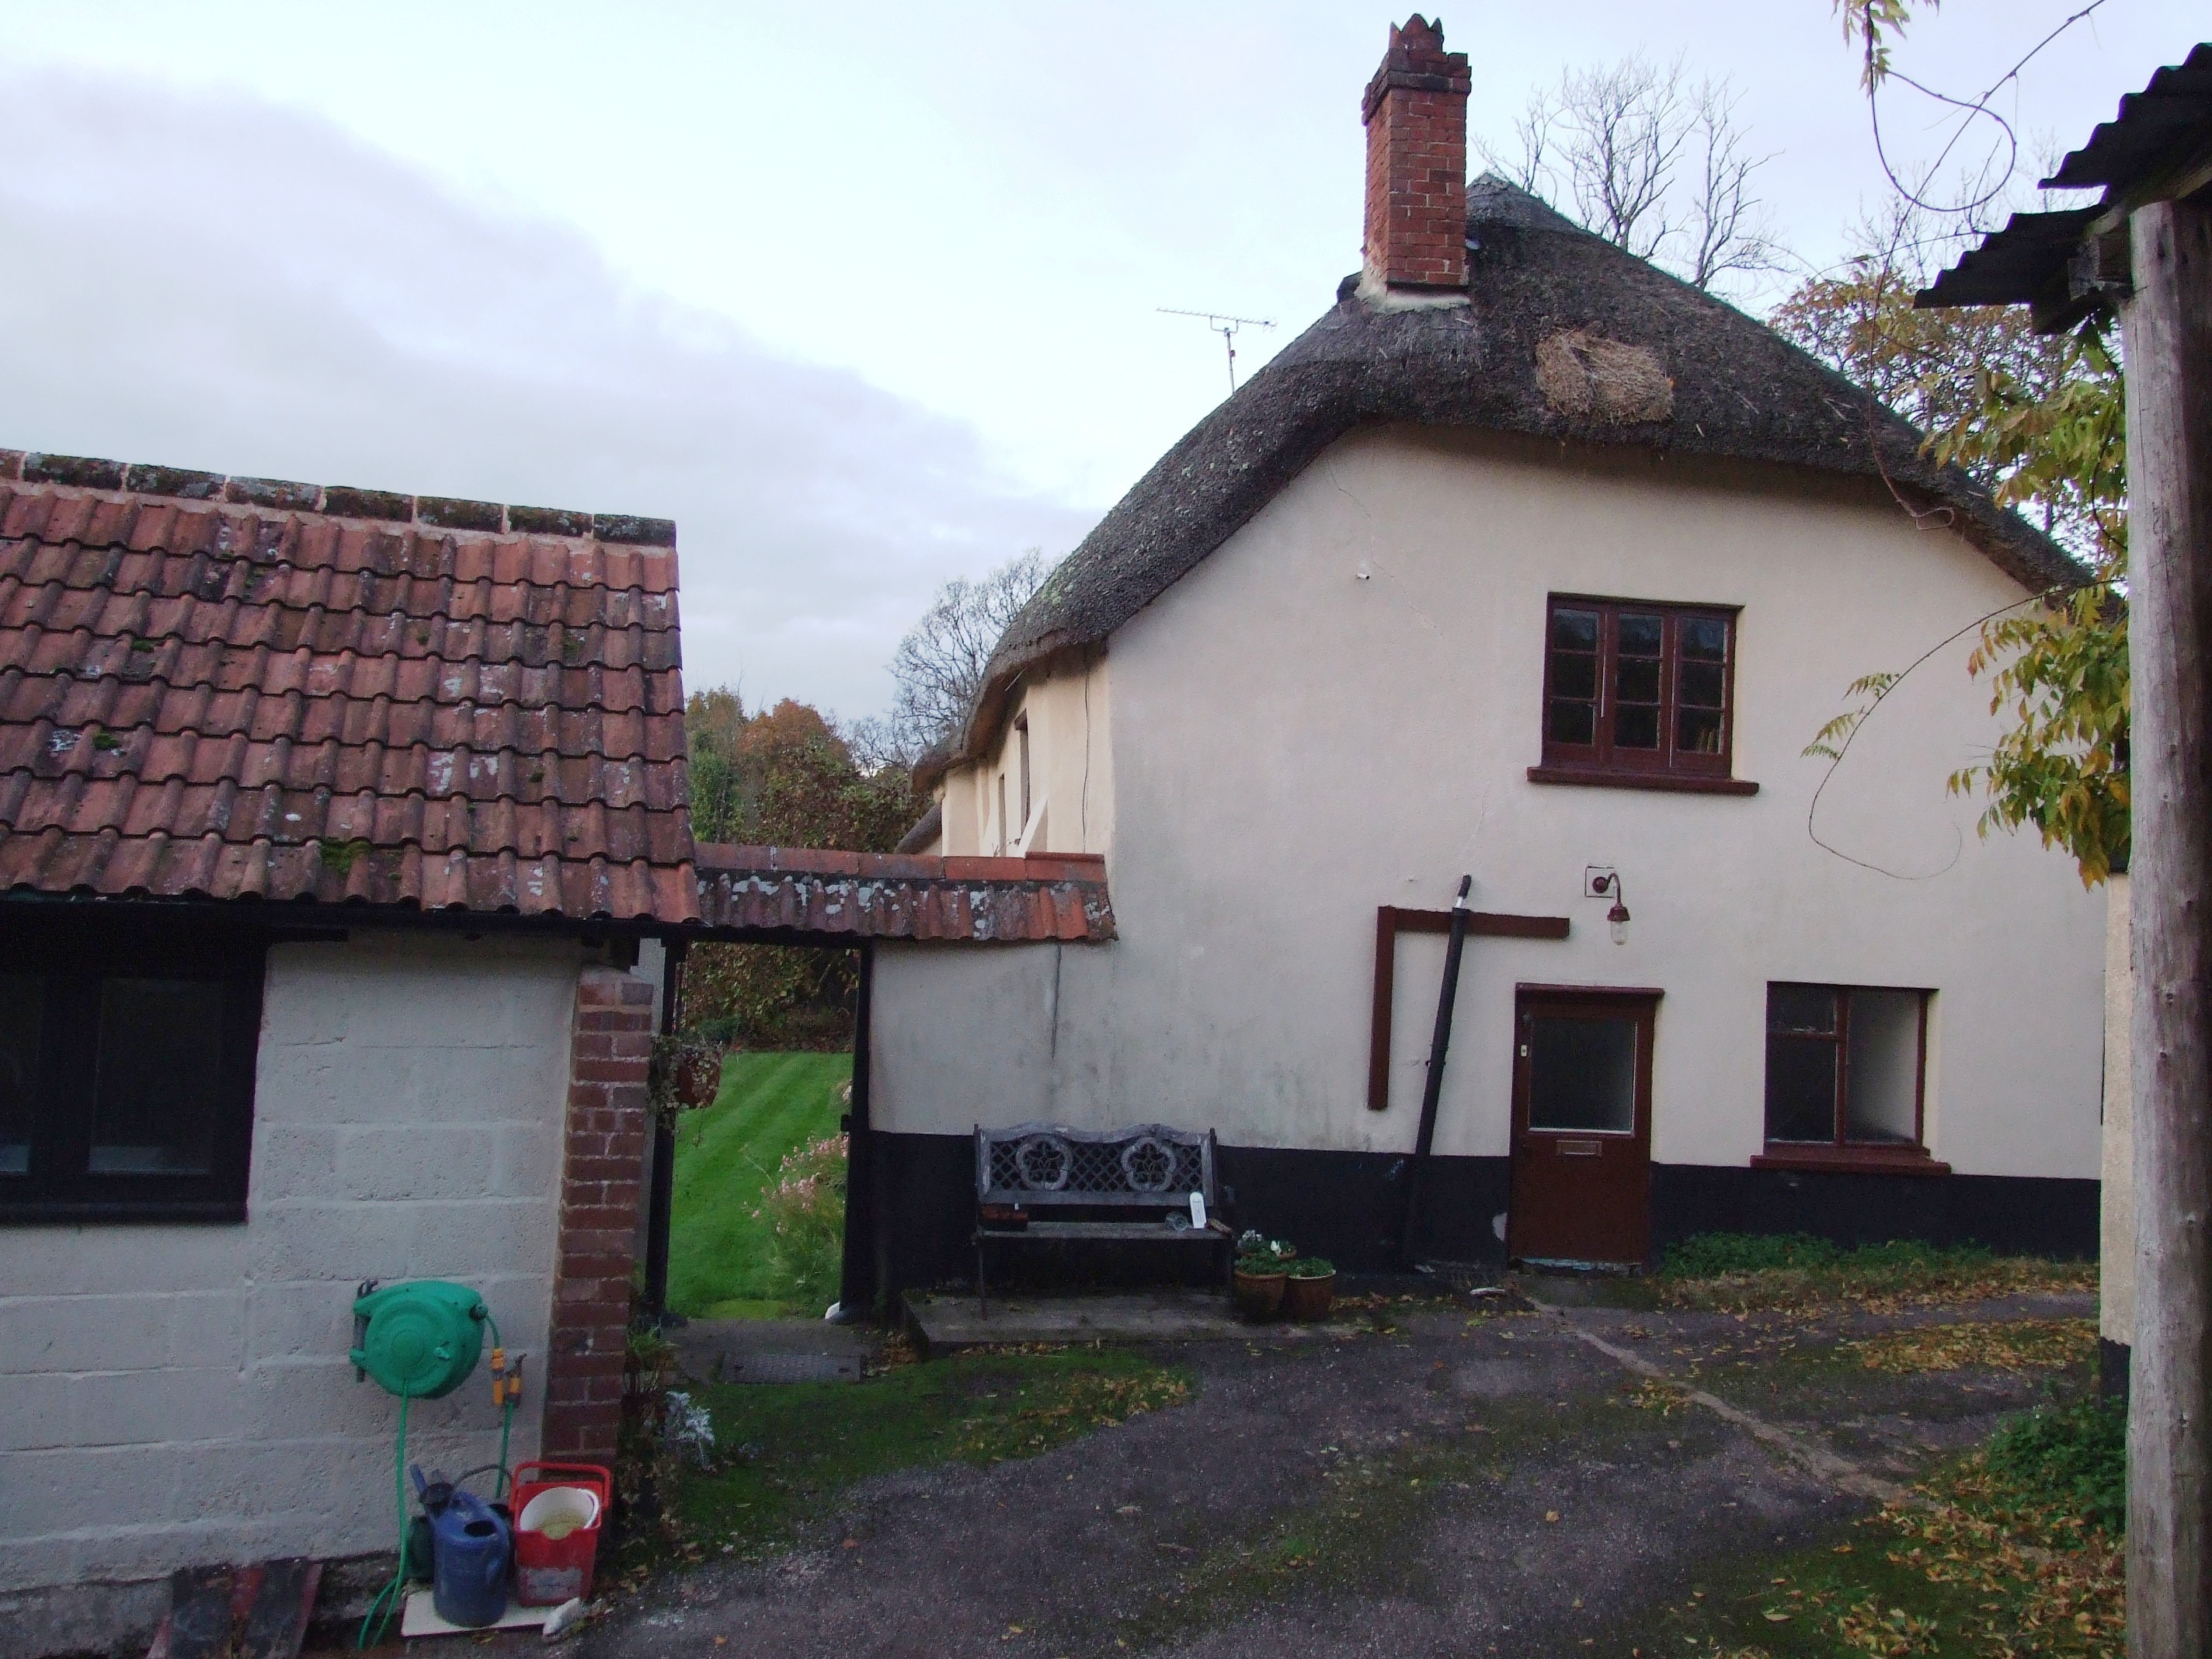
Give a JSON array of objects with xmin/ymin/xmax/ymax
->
[{"xmin": 509, "ymin": 1462, "xmax": 610, "ymax": 1605}]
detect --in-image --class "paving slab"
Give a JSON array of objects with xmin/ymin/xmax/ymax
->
[
  {"xmin": 673, "ymin": 1319, "xmax": 873, "ymax": 1384},
  {"xmin": 904, "ymin": 1289, "xmax": 1356, "ymax": 1351}
]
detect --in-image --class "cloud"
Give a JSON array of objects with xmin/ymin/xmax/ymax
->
[{"xmin": 0, "ymin": 69, "xmax": 1097, "ymax": 717}]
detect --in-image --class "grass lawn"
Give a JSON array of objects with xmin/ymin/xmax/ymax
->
[{"xmin": 666, "ymin": 1050, "xmax": 850, "ymax": 1319}]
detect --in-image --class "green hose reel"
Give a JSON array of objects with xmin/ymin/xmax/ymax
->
[{"xmin": 350, "ymin": 1279, "xmax": 486, "ymax": 1400}]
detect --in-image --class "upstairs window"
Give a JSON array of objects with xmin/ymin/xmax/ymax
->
[
  {"xmin": 0, "ymin": 915, "xmax": 265, "ymax": 1223},
  {"xmin": 1763, "ymin": 983, "xmax": 1930, "ymax": 1151},
  {"xmin": 1539, "ymin": 596, "xmax": 1740, "ymax": 784}
]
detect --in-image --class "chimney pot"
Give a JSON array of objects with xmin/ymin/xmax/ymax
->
[{"xmin": 1360, "ymin": 15, "xmax": 1473, "ymax": 304}]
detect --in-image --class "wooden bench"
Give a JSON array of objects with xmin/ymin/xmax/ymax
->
[{"xmin": 972, "ymin": 1123, "xmax": 1233, "ymax": 1313}]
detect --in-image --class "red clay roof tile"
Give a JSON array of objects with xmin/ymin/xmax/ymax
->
[
  {"xmin": 690, "ymin": 844, "xmax": 1115, "ymax": 943},
  {"xmin": 0, "ymin": 462, "xmax": 696, "ymax": 921}
]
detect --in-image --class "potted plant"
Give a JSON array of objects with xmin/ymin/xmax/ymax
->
[
  {"xmin": 1282, "ymin": 1254, "xmax": 1337, "ymax": 1321},
  {"xmin": 1233, "ymin": 1231, "xmax": 1294, "ymax": 1320}
]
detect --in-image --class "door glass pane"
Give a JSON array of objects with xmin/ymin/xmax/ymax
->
[
  {"xmin": 1528, "ymin": 1017, "xmax": 1636, "ymax": 1132},
  {"xmin": 1845, "ymin": 990, "xmax": 1924, "ymax": 1143},
  {"xmin": 89, "ymin": 979, "xmax": 228, "ymax": 1175},
  {"xmin": 0, "ymin": 976, "xmax": 40, "ymax": 1174}
]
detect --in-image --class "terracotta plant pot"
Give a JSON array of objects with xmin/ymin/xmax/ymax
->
[
  {"xmin": 1282, "ymin": 1271, "xmax": 1337, "ymax": 1322},
  {"xmin": 673, "ymin": 1048, "xmax": 725, "ymax": 1108},
  {"xmin": 1233, "ymin": 1269, "xmax": 1288, "ymax": 1321}
]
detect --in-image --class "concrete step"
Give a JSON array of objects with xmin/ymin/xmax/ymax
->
[
  {"xmin": 903, "ymin": 1289, "xmax": 1358, "ymax": 1353},
  {"xmin": 673, "ymin": 1318, "xmax": 874, "ymax": 1384}
]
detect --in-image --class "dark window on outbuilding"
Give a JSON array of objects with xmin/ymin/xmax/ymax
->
[
  {"xmin": 1540, "ymin": 597, "xmax": 1738, "ymax": 781},
  {"xmin": 1763, "ymin": 983, "xmax": 1929, "ymax": 1149},
  {"xmin": 0, "ymin": 913, "xmax": 266, "ymax": 1223}
]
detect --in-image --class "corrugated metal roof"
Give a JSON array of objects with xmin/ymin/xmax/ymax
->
[
  {"xmin": 1920, "ymin": 42, "xmax": 2212, "ymax": 321},
  {"xmin": 0, "ymin": 454, "xmax": 699, "ymax": 923},
  {"xmin": 693, "ymin": 844, "xmax": 1115, "ymax": 942},
  {"xmin": 2044, "ymin": 42, "xmax": 2212, "ymax": 194},
  {"xmin": 1915, "ymin": 207, "xmax": 2100, "ymax": 311}
]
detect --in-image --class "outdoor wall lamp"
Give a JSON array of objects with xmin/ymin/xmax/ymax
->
[{"xmin": 1590, "ymin": 870, "xmax": 1631, "ymax": 945}]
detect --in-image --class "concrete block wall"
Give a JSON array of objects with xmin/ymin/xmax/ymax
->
[{"xmin": 0, "ymin": 930, "xmax": 639, "ymax": 1611}]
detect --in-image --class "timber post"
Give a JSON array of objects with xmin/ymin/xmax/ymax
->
[{"xmin": 2126, "ymin": 193, "xmax": 2212, "ymax": 1658}]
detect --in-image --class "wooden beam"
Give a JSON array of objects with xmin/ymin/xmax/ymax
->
[
  {"xmin": 1366, "ymin": 905, "xmax": 1570, "ymax": 1113},
  {"xmin": 2126, "ymin": 193, "xmax": 2212, "ymax": 1658}
]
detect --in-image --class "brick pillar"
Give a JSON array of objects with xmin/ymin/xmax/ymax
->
[
  {"xmin": 541, "ymin": 965, "xmax": 655, "ymax": 1466},
  {"xmin": 1360, "ymin": 15, "xmax": 1471, "ymax": 295}
]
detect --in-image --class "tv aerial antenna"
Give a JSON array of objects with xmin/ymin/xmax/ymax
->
[{"xmin": 1158, "ymin": 308, "xmax": 1275, "ymax": 393}]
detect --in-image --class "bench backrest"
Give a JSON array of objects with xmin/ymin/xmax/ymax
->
[{"xmin": 975, "ymin": 1123, "xmax": 1218, "ymax": 1209}]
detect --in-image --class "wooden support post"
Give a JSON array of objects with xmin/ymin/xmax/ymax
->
[{"xmin": 2126, "ymin": 193, "xmax": 2212, "ymax": 1658}]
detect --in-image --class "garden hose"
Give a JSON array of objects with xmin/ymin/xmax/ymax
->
[
  {"xmin": 356, "ymin": 1389, "xmax": 412, "ymax": 1650},
  {"xmin": 354, "ymin": 1303, "xmax": 520, "ymax": 1646}
]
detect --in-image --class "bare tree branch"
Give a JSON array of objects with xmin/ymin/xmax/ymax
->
[
  {"xmin": 882, "ymin": 548, "xmax": 1055, "ymax": 760},
  {"xmin": 1480, "ymin": 54, "xmax": 1786, "ymax": 297}
]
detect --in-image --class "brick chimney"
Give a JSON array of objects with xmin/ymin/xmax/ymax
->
[{"xmin": 1359, "ymin": 15, "xmax": 1472, "ymax": 307}]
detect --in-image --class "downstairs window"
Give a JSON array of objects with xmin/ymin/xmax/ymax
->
[
  {"xmin": 1758, "ymin": 983, "xmax": 1936, "ymax": 1168},
  {"xmin": 0, "ymin": 913, "xmax": 266, "ymax": 1223}
]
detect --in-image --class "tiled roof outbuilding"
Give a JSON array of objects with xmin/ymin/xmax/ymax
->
[
  {"xmin": 0, "ymin": 453, "xmax": 699, "ymax": 923},
  {"xmin": 693, "ymin": 844, "xmax": 1115, "ymax": 942}
]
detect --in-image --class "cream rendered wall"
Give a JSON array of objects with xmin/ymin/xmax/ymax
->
[
  {"xmin": 2102, "ymin": 870, "xmax": 2133, "ymax": 1348},
  {"xmin": 941, "ymin": 657, "xmax": 1114, "ymax": 858},
  {"xmin": 0, "ymin": 932, "xmax": 585, "ymax": 1599},
  {"xmin": 877, "ymin": 426, "xmax": 2104, "ymax": 1185}
]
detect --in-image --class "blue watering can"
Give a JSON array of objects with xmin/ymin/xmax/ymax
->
[{"xmin": 430, "ymin": 1487, "xmax": 510, "ymax": 1628}]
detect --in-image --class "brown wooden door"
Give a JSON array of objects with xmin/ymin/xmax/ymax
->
[{"xmin": 1507, "ymin": 989, "xmax": 1657, "ymax": 1266}]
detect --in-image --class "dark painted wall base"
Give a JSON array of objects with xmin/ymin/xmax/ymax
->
[
  {"xmin": 2100, "ymin": 1337, "xmax": 2130, "ymax": 1408},
  {"xmin": 864, "ymin": 1132, "xmax": 2099, "ymax": 1297},
  {"xmin": 1648, "ymin": 1163, "xmax": 2099, "ymax": 1261}
]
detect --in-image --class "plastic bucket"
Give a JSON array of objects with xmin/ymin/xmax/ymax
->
[{"xmin": 510, "ymin": 1462, "xmax": 610, "ymax": 1606}]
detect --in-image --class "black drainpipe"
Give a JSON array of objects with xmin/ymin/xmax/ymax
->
[
  {"xmin": 642, "ymin": 938, "xmax": 685, "ymax": 1323},
  {"xmin": 837, "ymin": 941, "xmax": 878, "ymax": 1319},
  {"xmin": 1398, "ymin": 875, "xmax": 1473, "ymax": 1268}
]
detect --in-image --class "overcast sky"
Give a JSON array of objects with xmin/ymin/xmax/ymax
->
[{"xmin": 0, "ymin": 2, "xmax": 2193, "ymax": 719}]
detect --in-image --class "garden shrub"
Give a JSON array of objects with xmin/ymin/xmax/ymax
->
[
  {"xmin": 1658, "ymin": 1231, "xmax": 1841, "ymax": 1278},
  {"xmin": 1985, "ymin": 1391, "xmax": 2127, "ymax": 1537},
  {"xmin": 754, "ymin": 1132, "xmax": 847, "ymax": 1311}
]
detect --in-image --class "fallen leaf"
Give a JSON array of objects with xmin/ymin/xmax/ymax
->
[{"xmin": 1764, "ymin": 1611, "xmax": 1791, "ymax": 1622}]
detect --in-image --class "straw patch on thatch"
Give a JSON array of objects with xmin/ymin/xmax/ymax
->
[{"xmin": 1533, "ymin": 329, "xmax": 1674, "ymax": 424}]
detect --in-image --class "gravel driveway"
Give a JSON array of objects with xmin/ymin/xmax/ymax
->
[{"xmin": 557, "ymin": 1285, "xmax": 2091, "ymax": 1658}]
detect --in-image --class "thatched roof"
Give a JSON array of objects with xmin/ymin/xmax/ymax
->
[{"xmin": 921, "ymin": 176, "xmax": 2082, "ymax": 786}]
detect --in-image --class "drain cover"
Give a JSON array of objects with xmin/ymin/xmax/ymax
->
[{"xmin": 732, "ymin": 1353, "xmax": 860, "ymax": 1383}]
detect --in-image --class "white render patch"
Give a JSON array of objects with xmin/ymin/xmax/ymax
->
[{"xmin": 0, "ymin": 931, "xmax": 596, "ymax": 1605}]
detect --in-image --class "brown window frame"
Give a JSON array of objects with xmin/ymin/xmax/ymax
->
[
  {"xmin": 1532, "ymin": 595, "xmax": 1747, "ymax": 791},
  {"xmin": 1753, "ymin": 983, "xmax": 1948, "ymax": 1176}
]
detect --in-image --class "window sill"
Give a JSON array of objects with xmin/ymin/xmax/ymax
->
[
  {"xmin": 1751, "ymin": 1147, "xmax": 1950, "ymax": 1177},
  {"xmin": 1527, "ymin": 765, "xmax": 1758, "ymax": 796}
]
